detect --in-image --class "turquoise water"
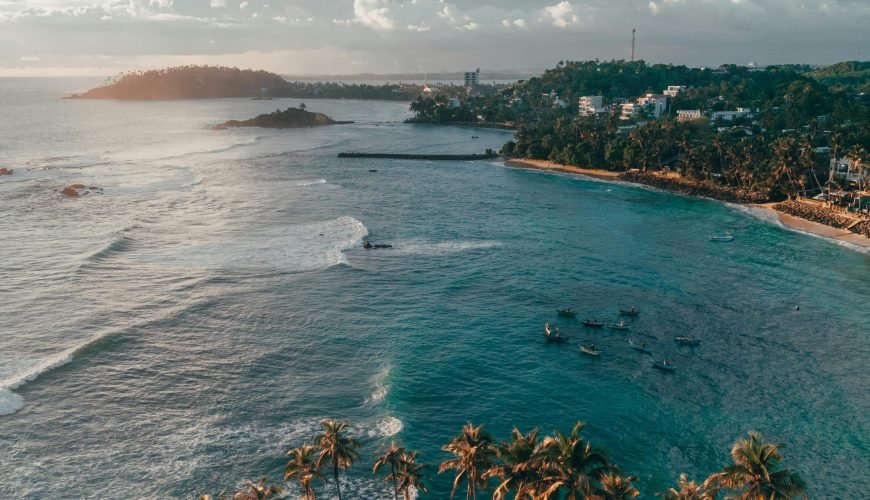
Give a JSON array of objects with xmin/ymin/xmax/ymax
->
[{"xmin": 1, "ymin": 78, "xmax": 868, "ymax": 498}]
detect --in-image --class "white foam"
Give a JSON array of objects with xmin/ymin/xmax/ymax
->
[
  {"xmin": 291, "ymin": 178, "xmax": 328, "ymax": 187},
  {"xmin": 391, "ymin": 240, "xmax": 501, "ymax": 256},
  {"xmin": 368, "ymin": 416, "xmax": 404, "ymax": 438},
  {"xmin": 726, "ymin": 203, "xmax": 870, "ymax": 255},
  {"xmin": 364, "ymin": 366, "xmax": 390, "ymax": 405},
  {"xmin": 138, "ymin": 215, "xmax": 369, "ymax": 271},
  {"xmin": 0, "ymin": 346, "xmax": 77, "ymax": 416}
]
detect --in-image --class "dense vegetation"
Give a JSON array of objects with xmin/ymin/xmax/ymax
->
[
  {"xmin": 411, "ymin": 60, "xmax": 869, "ymax": 202},
  {"xmin": 215, "ymin": 106, "xmax": 347, "ymax": 130},
  {"xmin": 70, "ymin": 66, "xmax": 420, "ymax": 100},
  {"xmin": 201, "ymin": 418, "xmax": 806, "ymax": 500},
  {"xmin": 807, "ymin": 61, "xmax": 870, "ymax": 93}
]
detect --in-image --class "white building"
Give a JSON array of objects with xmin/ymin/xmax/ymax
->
[
  {"xmin": 620, "ymin": 102, "xmax": 638, "ymax": 120},
  {"xmin": 677, "ymin": 109, "xmax": 703, "ymax": 121},
  {"xmin": 448, "ymin": 96, "xmax": 461, "ymax": 108},
  {"xmin": 831, "ymin": 158, "xmax": 867, "ymax": 184},
  {"xmin": 663, "ymin": 85, "xmax": 686, "ymax": 97},
  {"xmin": 578, "ymin": 96, "xmax": 605, "ymax": 116},
  {"xmin": 711, "ymin": 109, "xmax": 752, "ymax": 121},
  {"xmin": 637, "ymin": 93, "xmax": 668, "ymax": 119}
]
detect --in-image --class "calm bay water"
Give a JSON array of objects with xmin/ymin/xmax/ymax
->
[{"xmin": 1, "ymin": 78, "xmax": 868, "ymax": 499}]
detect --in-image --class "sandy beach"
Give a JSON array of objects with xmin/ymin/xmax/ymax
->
[
  {"xmin": 505, "ymin": 159, "xmax": 621, "ymax": 181},
  {"xmin": 505, "ymin": 159, "xmax": 870, "ymax": 250}
]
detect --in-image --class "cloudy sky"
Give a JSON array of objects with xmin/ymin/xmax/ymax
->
[{"xmin": 0, "ymin": 0, "xmax": 867, "ymax": 76}]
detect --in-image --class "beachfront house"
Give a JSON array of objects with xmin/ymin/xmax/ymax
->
[
  {"xmin": 578, "ymin": 96, "xmax": 605, "ymax": 116},
  {"xmin": 830, "ymin": 157, "xmax": 868, "ymax": 187}
]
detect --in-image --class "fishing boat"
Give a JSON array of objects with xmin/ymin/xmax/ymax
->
[
  {"xmin": 543, "ymin": 323, "xmax": 569, "ymax": 342},
  {"xmin": 618, "ymin": 307, "xmax": 640, "ymax": 317},
  {"xmin": 608, "ymin": 321, "xmax": 630, "ymax": 330},
  {"xmin": 556, "ymin": 307, "xmax": 577, "ymax": 318},
  {"xmin": 709, "ymin": 232, "xmax": 734, "ymax": 242},
  {"xmin": 580, "ymin": 344, "xmax": 601, "ymax": 356},
  {"xmin": 628, "ymin": 339, "xmax": 651, "ymax": 354},
  {"xmin": 582, "ymin": 319, "xmax": 606, "ymax": 328},
  {"xmin": 652, "ymin": 359, "xmax": 676, "ymax": 371},
  {"xmin": 675, "ymin": 336, "xmax": 701, "ymax": 346}
]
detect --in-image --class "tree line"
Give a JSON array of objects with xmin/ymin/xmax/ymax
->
[{"xmin": 200, "ymin": 419, "xmax": 806, "ymax": 500}]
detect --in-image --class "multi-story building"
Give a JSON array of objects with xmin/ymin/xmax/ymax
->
[
  {"xmin": 578, "ymin": 96, "xmax": 605, "ymax": 116},
  {"xmin": 464, "ymin": 69, "xmax": 480, "ymax": 89},
  {"xmin": 637, "ymin": 93, "xmax": 668, "ymax": 119}
]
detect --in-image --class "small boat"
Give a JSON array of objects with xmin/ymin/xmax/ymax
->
[
  {"xmin": 580, "ymin": 345, "xmax": 601, "ymax": 356},
  {"xmin": 652, "ymin": 359, "xmax": 676, "ymax": 371},
  {"xmin": 628, "ymin": 339, "xmax": 651, "ymax": 354},
  {"xmin": 543, "ymin": 323, "xmax": 569, "ymax": 342},
  {"xmin": 608, "ymin": 321, "xmax": 630, "ymax": 330},
  {"xmin": 675, "ymin": 336, "xmax": 701, "ymax": 346},
  {"xmin": 709, "ymin": 232, "xmax": 734, "ymax": 242},
  {"xmin": 557, "ymin": 308, "xmax": 577, "ymax": 318},
  {"xmin": 471, "ymin": 135, "xmax": 479, "ymax": 139},
  {"xmin": 618, "ymin": 307, "xmax": 640, "ymax": 317},
  {"xmin": 582, "ymin": 319, "xmax": 606, "ymax": 328}
]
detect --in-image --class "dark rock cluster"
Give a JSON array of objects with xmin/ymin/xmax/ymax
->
[{"xmin": 619, "ymin": 171, "xmax": 769, "ymax": 204}]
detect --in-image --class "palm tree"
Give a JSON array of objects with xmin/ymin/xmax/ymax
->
[
  {"xmin": 285, "ymin": 443, "xmax": 325, "ymax": 500},
  {"xmin": 231, "ymin": 477, "xmax": 283, "ymax": 500},
  {"xmin": 314, "ymin": 419, "xmax": 361, "ymax": 500},
  {"xmin": 439, "ymin": 422, "xmax": 498, "ymax": 499},
  {"xmin": 486, "ymin": 427, "xmax": 544, "ymax": 499},
  {"xmin": 374, "ymin": 441, "xmax": 407, "ymax": 500},
  {"xmin": 711, "ymin": 431, "xmax": 806, "ymax": 499},
  {"xmin": 659, "ymin": 473, "xmax": 716, "ymax": 500},
  {"xmin": 593, "ymin": 472, "xmax": 640, "ymax": 499},
  {"xmin": 394, "ymin": 451, "xmax": 429, "ymax": 500},
  {"xmin": 536, "ymin": 421, "xmax": 610, "ymax": 500}
]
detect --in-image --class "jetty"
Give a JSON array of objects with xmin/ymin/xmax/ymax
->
[{"xmin": 337, "ymin": 152, "xmax": 499, "ymax": 161}]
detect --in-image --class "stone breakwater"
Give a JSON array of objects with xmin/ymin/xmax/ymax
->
[
  {"xmin": 618, "ymin": 171, "xmax": 769, "ymax": 204},
  {"xmin": 773, "ymin": 200, "xmax": 870, "ymax": 237}
]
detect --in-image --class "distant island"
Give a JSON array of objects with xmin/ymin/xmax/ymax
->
[
  {"xmin": 68, "ymin": 65, "xmax": 426, "ymax": 100},
  {"xmin": 215, "ymin": 107, "xmax": 351, "ymax": 130}
]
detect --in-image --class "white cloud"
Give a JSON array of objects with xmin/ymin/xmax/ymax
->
[
  {"xmin": 20, "ymin": 55, "xmax": 40, "ymax": 62},
  {"xmin": 406, "ymin": 22, "xmax": 430, "ymax": 32},
  {"xmin": 501, "ymin": 18, "xmax": 526, "ymax": 29},
  {"xmin": 543, "ymin": 1, "xmax": 580, "ymax": 28},
  {"xmin": 648, "ymin": 1, "xmax": 659, "ymax": 15},
  {"xmin": 239, "ymin": 1, "xmax": 248, "ymax": 10},
  {"xmin": 209, "ymin": 0, "xmax": 226, "ymax": 8},
  {"xmin": 352, "ymin": 0, "xmax": 394, "ymax": 30}
]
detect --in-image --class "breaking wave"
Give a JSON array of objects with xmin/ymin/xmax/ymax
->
[
  {"xmin": 391, "ymin": 240, "xmax": 501, "ymax": 256},
  {"xmin": 0, "ymin": 344, "xmax": 79, "ymax": 415}
]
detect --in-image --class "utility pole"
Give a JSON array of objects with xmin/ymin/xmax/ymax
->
[{"xmin": 631, "ymin": 28, "xmax": 636, "ymax": 62}]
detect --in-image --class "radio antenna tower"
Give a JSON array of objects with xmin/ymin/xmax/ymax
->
[{"xmin": 631, "ymin": 28, "xmax": 636, "ymax": 62}]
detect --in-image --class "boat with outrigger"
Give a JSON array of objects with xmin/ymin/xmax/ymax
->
[
  {"xmin": 580, "ymin": 344, "xmax": 601, "ymax": 357},
  {"xmin": 709, "ymin": 232, "xmax": 734, "ymax": 242},
  {"xmin": 675, "ymin": 335, "xmax": 701, "ymax": 346},
  {"xmin": 628, "ymin": 338, "xmax": 651, "ymax": 354},
  {"xmin": 652, "ymin": 359, "xmax": 676, "ymax": 371},
  {"xmin": 608, "ymin": 320, "xmax": 630, "ymax": 330},
  {"xmin": 618, "ymin": 307, "xmax": 640, "ymax": 317},
  {"xmin": 556, "ymin": 307, "xmax": 577, "ymax": 318},
  {"xmin": 543, "ymin": 322, "xmax": 570, "ymax": 342},
  {"xmin": 582, "ymin": 319, "xmax": 606, "ymax": 328}
]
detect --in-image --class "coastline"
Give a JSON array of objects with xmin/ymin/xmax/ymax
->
[
  {"xmin": 504, "ymin": 159, "xmax": 621, "ymax": 181},
  {"xmin": 504, "ymin": 159, "xmax": 870, "ymax": 250}
]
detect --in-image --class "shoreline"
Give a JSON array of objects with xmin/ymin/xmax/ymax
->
[{"xmin": 504, "ymin": 159, "xmax": 870, "ymax": 251}]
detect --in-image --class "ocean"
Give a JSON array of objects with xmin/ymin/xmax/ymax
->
[{"xmin": 1, "ymin": 77, "xmax": 868, "ymax": 499}]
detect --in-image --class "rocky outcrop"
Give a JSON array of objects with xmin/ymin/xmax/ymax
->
[
  {"xmin": 619, "ymin": 171, "xmax": 769, "ymax": 204},
  {"xmin": 60, "ymin": 184, "xmax": 103, "ymax": 197},
  {"xmin": 215, "ymin": 108, "xmax": 349, "ymax": 130},
  {"xmin": 0, "ymin": 167, "xmax": 12, "ymax": 175},
  {"xmin": 774, "ymin": 199, "xmax": 869, "ymax": 237}
]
